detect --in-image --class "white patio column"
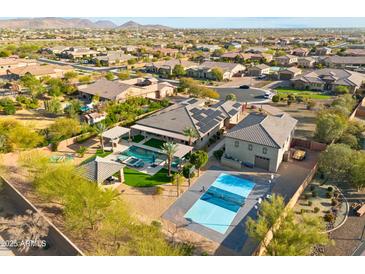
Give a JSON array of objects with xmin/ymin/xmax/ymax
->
[{"xmin": 119, "ymin": 168, "xmax": 125, "ymax": 183}]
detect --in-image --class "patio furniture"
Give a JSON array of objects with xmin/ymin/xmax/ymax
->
[
  {"xmin": 356, "ymin": 204, "xmax": 365, "ymax": 217},
  {"xmin": 292, "ymin": 149, "xmax": 306, "ymax": 161},
  {"xmin": 49, "ymin": 155, "xmax": 65, "ymax": 163}
]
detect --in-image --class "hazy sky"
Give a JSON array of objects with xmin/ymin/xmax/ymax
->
[{"xmin": 86, "ymin": 17, "xmax": 365, "ymax": 28}]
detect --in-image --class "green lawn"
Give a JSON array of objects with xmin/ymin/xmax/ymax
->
[
  {"xmin": 122, "ymin": 134, "xmax": 145, "ymax": 143},
  {"xmin": 80, "ymin": 149, "xmax": 112, "ymax": 165},
  {"xmin": 143, "ymin": 138, "xmax": 166, "ymax": 149},
  {"xmin": 275, "ymin": 88, "xmax": 332, "ymax": 100},
  {"xmin": 123, "ymin": 167, "xmax": 173, "ymax": 187}
]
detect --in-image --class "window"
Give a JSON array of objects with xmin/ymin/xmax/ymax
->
[
  {"xmin": 263, "ymin": 147, "xmax": 268, "ymax": 154},
  {"xmin": 248, "ymin": 144, "xmax": 253, "ymax": 151},
  {"xmin": 234, "ymin": 141, "xmax": 239, "ymax": 147}
]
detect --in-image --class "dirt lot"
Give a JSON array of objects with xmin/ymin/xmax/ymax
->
[
  {"xmin": 0, "ymin": 109, "xmax": 55, "ymax": 130},
  {"xmin": 215, "ymin": 76, "xmax": 261, "ymax": 88},
  {"xmin": 268, "ymin": 100, "xmax": 331, "ymax": 140}
]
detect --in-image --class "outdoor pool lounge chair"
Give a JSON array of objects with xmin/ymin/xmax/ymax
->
[
  {"xmin": 49, "ymin": 155, "xmax": 65, "ymax": 163},
  {"xmin": 121, "ymin": 156, "xmax": 145, "ymax": 168},
  {"xmin": 134, "ymin": 159, "xmax": 145, "ymax": 168}
]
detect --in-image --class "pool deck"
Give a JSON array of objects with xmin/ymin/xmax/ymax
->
[
  {"xmin": 162, "ymin": 149, "xmax": 320, "ymax": 255},
  {"xmin": 105, "ymin": 150, "xmax": 165, "ymax": 176},
  {"xmin": 162, "ymin": 166, "xmax": 270, "ymax": 254}
]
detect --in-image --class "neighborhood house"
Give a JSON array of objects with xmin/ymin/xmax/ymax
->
[
  {"xmin": 222, "ymin": 112, "xmax": 297, "ymax": 172},
  {"xmin": 131, "ymin": 98, "xmax": 245, "ymax": 148},
  {"xmin": 78, "ymin": 77, "xmax": 174, "ymax": 102}
]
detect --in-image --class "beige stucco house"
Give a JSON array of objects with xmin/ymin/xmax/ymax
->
[
  {"xmin": 222, "ymin": 113, "xmax": 297, "ymax": 172},
  {"xmin": 78, "ymin": 77, "xmax": 174, "ymax": 102}
]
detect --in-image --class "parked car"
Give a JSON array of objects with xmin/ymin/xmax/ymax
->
[
  {"xmin": 263, "ymin": 91, "xmax": 271, "ymax": 99},
  {"xmin": 239, "ymin": 85, "xmax": 250, "ymax": 89},
  {"xmin": 257, "ymin": 74, "xmax": 266, "ymax": 80}
]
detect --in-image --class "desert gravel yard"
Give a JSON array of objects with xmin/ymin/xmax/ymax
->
[{"xmin": 322, "ymin": 182, "xmax": 365, "ymax": 256}]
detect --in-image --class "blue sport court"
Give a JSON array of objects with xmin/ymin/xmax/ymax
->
[{"xmin": 184, "ymin": 173, "xmax": 255, "ymax": 234}]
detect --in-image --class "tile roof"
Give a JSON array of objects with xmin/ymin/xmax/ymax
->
[
  {"xmin": 225, "ymin": 113, "xmax": 297, "ymax": 148},
  {"xmin": 136, "ymin": 99, "xmax": 242, "ymax": 137},
  {"xmin": 146, "ymin": 59, "xmax": 198, "ymax": 69},
  {"xmin": 194, "ymin": 61, "xmax": 244, "ymax": 73},
  {"xmin": 79, "ymin": 78, "xmax": 132, "ymax": 100},
  {"xmin": 292, "ymin": 68, "xmax": 365, "ymax": 87}
]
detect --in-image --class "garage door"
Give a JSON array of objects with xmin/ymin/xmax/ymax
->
[{"xmin": 254, "ymin": 155, "xmax": 270, "ymax": 170}]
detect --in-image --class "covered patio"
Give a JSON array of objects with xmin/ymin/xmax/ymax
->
[
  {"xmin": 102, "ymin": 126, "xmax": 131, "ymax": 152},
  {"xmin": 131, "ymin": 124, "xmax": 193, "ymax": 145},
  {"xmin": 80, "ymin": 156, "xmax": 125, "ymax": 185}
]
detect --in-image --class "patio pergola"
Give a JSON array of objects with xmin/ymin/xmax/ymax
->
[
  {"xmin": 81, "ymin": 156, "xmax": 125, "ymax": 184},
  {"xmin": 102, "ymin": 126, "xmax": 131, "ymax": 151}
]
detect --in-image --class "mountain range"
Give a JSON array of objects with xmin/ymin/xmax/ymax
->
[{"xmin": 0, "ymin": 18, "xmax": 172, "ymax": 29}]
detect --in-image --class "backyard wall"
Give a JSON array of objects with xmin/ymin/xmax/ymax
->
[
  {"xmin": 254, "ymin": 162, "xmax": 319, "ymax": 256},
  {"xmin": 0, "ymin": 176, "xmax": 84, "ymax": 256},
  {"xmin": 291, "ymin": 138, "xmax": 327, "ymax": 152}
]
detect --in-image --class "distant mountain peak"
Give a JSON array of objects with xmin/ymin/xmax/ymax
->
[
  {"xmin": 117, "ymin": 20, "xmax": 172, "ymax": 30},
  {"xmin": 0, "ymin": 17, "xmax": 117, "ymax": 29}
]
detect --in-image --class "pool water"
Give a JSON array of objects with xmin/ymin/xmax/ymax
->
[
  {"xmin": 121, "ymin": 146, "xmax": 180, "ymax": 166},
  {"xmin": 184, "ymin": 173, "xmax": 255, "ymax": 234}
]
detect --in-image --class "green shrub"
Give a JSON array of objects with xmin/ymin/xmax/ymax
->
[
  {"xmin": 313, "ymin": 207, "xmax": 320, "ymax": 213},
  {"xmin": 308, "ymin": 201, "xmax": 313, "ymax": 206},
  {"xmin": 324, "ymin": 212, "xmax": 335, "ymax": 223},
  {"xmin": 50, "ymin": 141, "xmax": 59, "ymax": 152},
  {"xmin": 310, "ymin": 185, "xmax": 315, "ymax": 191},
  {"xmin": 326, "ymin": 192, "xmax": 333, "ymax": 199},
  {"xmin": 327, "ymin": 186, "xmax": 333, "ymax": 192},
  {"xmin": 331, "ymin": 199, "xmax": 338, "ymax": 206},
  {"xmin": 306, "ymin": 100, "xmax": 316, "ymax": 110},
  {"xmin": 182, "ymin": 163, "xmax": 195, "ymax": 179},
  {"xmin": 76, "ymin": 146, "xmax": 88, "ymax": 158},
  {"xmin": 151, "ymin": 220, "xmax": 162, "ymax": 228},
  {"xmin": 0, "ymin": 98, "xmax": 16, "ymax": 115},
  {"xmin": 154, "ymin": 186, "xmax": 164, "ymax": 195},
  {"xmin": 312, "ymin": 190, "xmax": 317, "ymax": 198},
  {"xmin": 213, "ymin": 149, "xmax": 224, "ymax": 160},
  {"xmin": 272, "ymin": 95, "xmax": 280, "ymax": 103}
]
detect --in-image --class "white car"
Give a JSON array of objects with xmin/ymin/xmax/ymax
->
[{"xmin": 264, "ymin": 92, "xmax": 271, "ymax": 99}]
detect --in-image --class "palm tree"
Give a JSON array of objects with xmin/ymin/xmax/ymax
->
[
  {"xmin": 95, "ymin": 122, "xmax": 106, "ymax": 152},
  {"xmin": 172, "ymin": 172, "xmax": 185, "ymax": 197},
  {"xmin": 162, "ymin": 142, "xmax": 178, "ymax": 177},
  {"xmin": 183, "ymin": 127, "xmax": 199, "ymax": 146}
]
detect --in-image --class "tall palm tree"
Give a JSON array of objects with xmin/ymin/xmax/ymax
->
[
  {"xmin": 95, "ymin": 122, "xmax": 106, "ymax": 152},
  {"xmin": 183, "ymin": 127, "xmax": 199, "ymax": 146},
  {"xmin": 172, "ymin": 172, "xmax": 185, "ymax": 197},
  {"xmin": 162, "ymin": 142, "xmax": 178, "ymax": 177}
]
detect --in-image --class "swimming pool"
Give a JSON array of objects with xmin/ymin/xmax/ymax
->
[
  {"xmin": 120, "ymin": 146, "xmax": 180, "ymax": 166},
  {"xmin": 184, "ymin": 173, "xmax": 255, "ymax": 234}
]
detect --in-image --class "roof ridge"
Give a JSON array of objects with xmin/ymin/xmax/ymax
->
[{"xmin": 259, "ymin": 118, "xmax": 281, "ymax": 148}]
